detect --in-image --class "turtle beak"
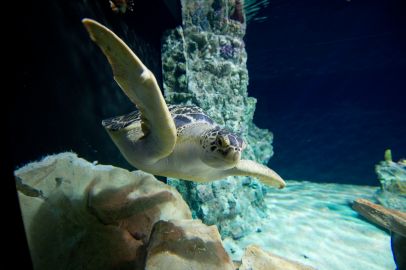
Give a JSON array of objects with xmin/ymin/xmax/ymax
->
[{"xmin": 226, "ymin": 149, "xmax": 240, "ymax": 164}]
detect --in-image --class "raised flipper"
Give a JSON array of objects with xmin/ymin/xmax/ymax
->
[
  {"xmin": 226, "ymin": 160, "xmax": 286, "ymax": 189},
  {"xmin": 82, "ymin": 19, "xmax": 176, "ymax": 164}
]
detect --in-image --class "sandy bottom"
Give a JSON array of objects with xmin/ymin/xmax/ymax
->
[{"xmin": 223, "ymin": 180, "xmax": 396, "ymax": 270}]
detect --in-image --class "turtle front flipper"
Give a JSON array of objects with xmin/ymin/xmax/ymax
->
[
  {"xmin": 225, "ymin": 160, "xmax": 286, "ymax": 189},
  {"xmin": 82, "ymin": 19, "xmax": 176, "ymax": 164}
]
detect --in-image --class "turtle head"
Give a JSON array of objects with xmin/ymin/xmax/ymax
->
[{"xmin": 201, "ymin": 127, "xmax": 246, "ymax": 169}]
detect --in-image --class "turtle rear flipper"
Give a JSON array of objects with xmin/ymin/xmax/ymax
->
[{"xmin": 82, "ymin": 19, "xmax": 176, "ymax": 165}]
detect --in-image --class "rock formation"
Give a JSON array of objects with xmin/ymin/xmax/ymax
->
[
  {"xmin": 239, "ymin": 245, "xmax": 316, "ymax": 270},
  {"xmin": 162, "ymin": 0, "xmax": 275, "ymax": 238},
  {"xmin": 15, "ymin": 153, "xmax": 193, "ymax": 269},
  {"xmin": 146, "ymin": 219, "xmax": 235, "ymax": 270},
  {"xmin": 374, "ymin": 150, "xmax": 406, "ymax": 211}
]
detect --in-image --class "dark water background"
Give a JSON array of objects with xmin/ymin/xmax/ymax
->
[
  {"xmin": 10, "ymin": 0, "xmax": 406, "ymax": 186},
  {"xmin": 11, "ymin": 0, "xmax": 176, "ymax": 173},
  {"xmin": 246, "ymin": 0, "xmax": 406, "ymax": 185}
]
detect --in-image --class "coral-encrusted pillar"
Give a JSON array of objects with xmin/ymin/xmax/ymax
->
[{"xmin": 162, "ymin": 0, "xmax": 274, "ymax": 239}]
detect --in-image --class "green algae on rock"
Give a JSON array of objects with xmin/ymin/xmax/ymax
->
[{"xmin": 162, "ymin": 0, "xmax": 275, "ymax": 238}]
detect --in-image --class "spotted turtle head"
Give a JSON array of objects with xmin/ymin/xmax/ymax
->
[{"xmin": 200, "ymin": 127, "xmax": 246, "ymax": 169}]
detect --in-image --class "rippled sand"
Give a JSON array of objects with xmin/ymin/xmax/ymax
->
[{"xmin": 223, "ymin": 181, "xmax": 396, "ymax": 270}]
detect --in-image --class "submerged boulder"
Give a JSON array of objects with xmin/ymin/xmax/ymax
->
[
  {"xmin": 239, "ymin": 245, "xmax": 316, "ymax": 270},
  {"xmin": 145, "ymin": 219, "xmax": 235, "ymax": 270},
  {"xmin": 15, "ymin": 152, "xmax": 191, "ymax": 270}
]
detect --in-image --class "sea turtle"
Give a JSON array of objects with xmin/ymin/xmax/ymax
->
[{"xmin": 82, "ymin": 19, "xmax": 285, "ymax": 188}]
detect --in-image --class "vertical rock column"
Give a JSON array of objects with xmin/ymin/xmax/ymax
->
[{"xmin": 161, "ymin": 0, "xmax": 274, "ymax": 239}]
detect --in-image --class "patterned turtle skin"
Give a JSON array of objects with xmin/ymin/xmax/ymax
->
[{"xmin": 103, "ymin": 105, "xmax": 214, "ymax": 134}]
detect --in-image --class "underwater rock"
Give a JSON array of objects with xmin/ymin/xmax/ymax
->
[
  {"xmin": 162, "ymin": 0, "xmax": 274, "ymax": 238},
  {"xmin": 15, "ymin": 152, "xmax": 191, "ymax": 270},
  {"xmin": 352, "ymin": 199, "xmax": 406, "ymax": 237},
  {"xmin": 145, "ymin": 219, "xmax": 234, "ymax": 270},
  {"xmin": 239, "ymin": 245, "xmax": 316, "ymax": 270},
  {"xmin": 374, "ymin": 151, "xmax": 406, "ymax": 211}
]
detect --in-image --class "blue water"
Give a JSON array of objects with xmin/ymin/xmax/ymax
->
[{"xmin": 246, "ymin": 0, "xmax": 406, "ymax": 184}]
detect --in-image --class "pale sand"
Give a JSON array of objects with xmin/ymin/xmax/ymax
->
[{"xmin": 223, "ymin": 180, "xmax": 396, "ymax": 270}]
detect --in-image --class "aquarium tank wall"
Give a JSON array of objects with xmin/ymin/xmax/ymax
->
[{"xmin": 10, "ymin": 0, "xmax": 406, "ymax": 269}]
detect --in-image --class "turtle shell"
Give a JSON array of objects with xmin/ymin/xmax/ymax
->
[{"xmin": 102, "ymin": 104, "xmax": 215, "ymax": 131}]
